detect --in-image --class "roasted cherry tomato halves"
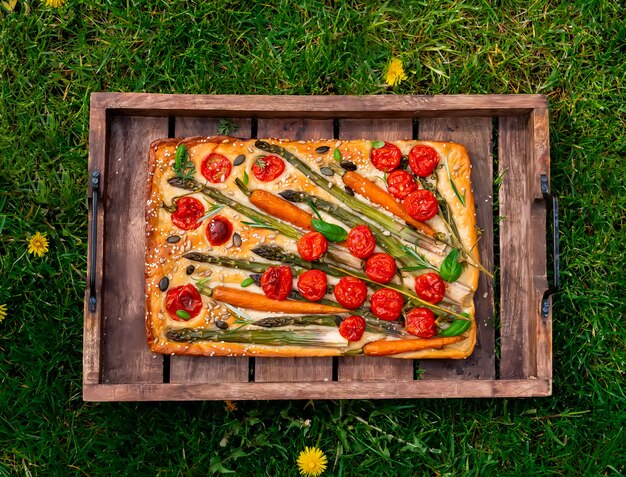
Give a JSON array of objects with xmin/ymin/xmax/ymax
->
[
  {"xmin": 414, "ymin": 272, "xmax": 446, "ymax": 304},
  {"xmin": 405, "ymin": 307, "xmax": 437, "ymax": 338},
  {"xmin": 297, "ymin": 269, "xmax": 328, "ymax": 302},
  {"xmin": 166, "ymin": 284, "xmax": 203, "ymax": 321},
  {"xmin": 171, "ymin": 196, "xmax": 205, "ymax": 230},
  {"xmin": 201, "ymin": 153, "xmax": 232, "ymax": 183},
  {"xmin": 370, "ymin": 142, "xmax": 402, "ymax": 172},
  {"xmin": 296, "ymin": 231, "xmax": 328, "ymax": 261},
  {"xmin": 365, "ymin": 253, "xmax": 397, "ymax": 284},
  {"xmin": 252, "ymin": 155, "xmax": 285, "ymax": 182},
  {"xmin": 339, "ymin": 315, "xmax": 366, "ymax": 342},
  {"xmin": 369, "ymin": 289, "xmax": 404, "ymax": 321},
  {"xmin": 334, "ymin": 277, "xmax": 368, "ymax": 310},
  {"xmin": 347, "ymin": 224, "xmax": 376, "ymax": 259},
  {"xmin": 206, "ymin": 215, "xmax": 233, "ymax": 246},
  {"xmin": 387, "ymin": 170, "xmax": 418, "ymax": 200},
  {"xmin": 403, "ymin": 189, "xmax": 438, "ymax": 221},
  {"xmin": 261, "ymin": 265, "xmax": 293, "ymax": 301},
  {"xmin": 408, "ymin": 145, "xmax": 440, "ymax": 177}
]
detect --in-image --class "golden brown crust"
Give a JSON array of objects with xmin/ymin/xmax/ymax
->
[{"xmin": 145, "ymin": 136, "xmax": 481, "ymax": 359}]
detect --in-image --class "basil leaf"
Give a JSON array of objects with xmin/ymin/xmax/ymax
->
[
  {"xmin": 371, "ymin": 140, "xmax": 385, "ymax": 149},
  {"xmin": 333, "ymin": 148, "xmax": 342, "ymax": 162},
  {"xmin": 240, "ymin": 277, "xmax": 255, "ymax": 288},
  {"xmin": 440, "ymin": 249, "xmax": 463, "ymax": 282},
  {"xmin": 311, "ymin": 219, "xmax": 348, "ymax": 242},
  {"xmin": 242, "ymin": 170, "xmax": 249, "ymax": 186},
  {"xmin": 176, "ymin": 310, "xmax": 191, "ymax": 320}
]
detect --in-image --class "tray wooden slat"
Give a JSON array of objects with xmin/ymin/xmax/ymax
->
[
  {"xmin": 254, "ymin": 118, "xmax": 335, "ymax": 382},
  {"xmin": 337, "ymin": 118, "xmax": 415, "ymax": 382},
  {"xmin": 417, "ymin": 117, "xmax": 496, "ymax": 380},
  {"xmin": 102, "ymin": 116, "xmax": 167, "ymax": 384},
  {"xmin": 168, "ymin": 117, "xmax": 252, "ymax": 384}
]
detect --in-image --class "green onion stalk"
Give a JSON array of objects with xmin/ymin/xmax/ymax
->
[{"xmin": 166, "ymin": 328, "xmax": 348, "ymax": 347}]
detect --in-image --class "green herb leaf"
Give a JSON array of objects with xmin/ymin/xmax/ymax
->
[
  {"xmin": 240, "ymin": 277, "xmax": 255, "ymax": 288},
  {"xmin": 371, "ymin": 140, "xmax": 385, "ymax": 149},
  {"xmin": 306, "ymin": 199, "xmax": 323, "ymax": 220},
  {"xmin": 217, "ymin": 119, "xmax": 239, "ymax": 136},
  {"xmin": 333, "ymin": 148, "xmax": 342, "ymax": 162},
  {"xmin": 241, "ymin": 218, "xmax": 277, "ymax": 230},
  {"xmin": 440, "ymin": 249, "xmax": 463, "ymax": 282},
  {"xmin": 195, "ymin": 204, "xmax": 225, "ymax": 224},
  {"xmin": 173, "ymin": 144, "xmax": 196, "ymax": 180},
  {"xmin": 242, "ymin": 170, "xmax": 249, "ymax": 186},
  {"xmin": 311, "ymin": 219, "xmax": 348, "ymax": 242},
  {"xmin": 174, "ymin": 145, "xmax": 185, "ymax": 172},
  {"xmin": 400, "ymin": 244, "xmax": 436, "ymax": 271},
  {"xmin": 176, "ymin": 310, "xmax": 191, "ymax": 320},
  {"xmin": 444, "ymin": 158, "xmax": 466, "ymax": 207}
]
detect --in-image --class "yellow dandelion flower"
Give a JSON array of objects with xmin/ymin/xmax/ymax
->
[
  {"xmin": 385, "ymin": 58, "xmax": 408, "ymax": 87},
  {"xmin": 43, "ymin": 0, "xmax": 65, "ymax": 7},
  {"xmin": 297, "ymin": 446, "xmax": 327, "ymax": 477},
  {"xmin": 0, "ymin": 304, "xmax": 7, "ymax": 323},
  {"xmin": 224, "ymin": 400, "xmax": 237, "ymax": 412},
  {"xmin": 28, "ymin": 232, "xmax": 49, "ymax": 257}
]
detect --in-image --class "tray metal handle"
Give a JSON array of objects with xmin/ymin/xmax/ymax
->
[
  {"xmin": 540, "ymin": 174, "xmax": 559, "ymax": 318},
  {"xmin": 88, "ymin": 171, "xmax": 100, "ymax": 313}
]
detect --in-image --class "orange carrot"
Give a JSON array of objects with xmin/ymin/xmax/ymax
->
[
  {"xmin": 250, "ymin": 190, "xmax": 313, "ymax": 231},
  {"xmin": 363, "ymin": 335, "xmax": 465, "ymax": 356},
  {"xmin": 342, "ymin": 171, "xmax": 435, "ymax": 237},
  {"xmin": 212, "ymin": 286, "xmax": 348, "ymax": 314}
]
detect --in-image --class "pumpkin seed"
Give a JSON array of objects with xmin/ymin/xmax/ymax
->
[
  {"xmin": 233, "ymin": 233, "xmax": 242, "ymax": 247},
  {"xmin": 315, "ymin": 146, "xmax": 330, "ymax": 154},
  {"xmin": 186, "ymin": 265, "xmax": 195, "ymax": 275},
  {"xmin": 215, "ymin": 319, "xmax": 229, "ymax": 330},
  {"xmin": 340, "ymin": 160, "xmax": 357, "ymax": 171},
  {"xmin": 233, "ymin": 154, "xmax": 245, "ymax": 166},
  {"xmin": 344, "ymin": 186, "xmax": 355, "ymax": 196},
  {"xmin": 158, "ymin": 276, "xmax": 169, "ymax": 291},
  {"xmin": 320, "ymin": 167, "xmax": 334, "ymax": 177},
  {"xmin": 166, "ymin": 235, "xmax": 181, "ymax": 244}
]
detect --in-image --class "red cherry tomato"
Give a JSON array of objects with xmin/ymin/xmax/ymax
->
[
  {"xmin": 403, "ymin": 189, "xmax": 438, "ymax": 221},
  {"xmin": 405, "ymin": 307, "xmax": 437, "ymax": 338},
  {"xmin": 166, "ymin": 284, "xmax": 203, "ymax": 321},
  {"xmin": 339, "ymin": 315, "xmax": 366, "ymax": 342},
  {"xmin": 369, "ymin": 289, "xmax": 404, "ymax": 321},
  {"xmin": 414, "ymin": 272, "xmax": 446, "ymax": 304},
  {"xmin": 201, "ymin": 153, "xmax": 232, "ymax": 183},
  {"xmin": 296, "ymin": 231, "xmax": 328, "ymax": 261},
  {"xmin": 408, "ymin": 145, "xmax": 440, "ymax": 177},
  {"xmin": 297, "ymin": 269, "xmax": 328, "ymax": 302},
  {"xmin": 261, "ymin": 265, "xmax": 293, "ymax": 300},
  {"xmin": 387, "ymin": 170, "xmax": 418, "ymax": 200},
  {"xmin": 365, "ymin": 253, "xmax": 397, "ymax": 284},
  {"xmin": 370, "ymin": 142, "xmax": 402, "ymax": 172},
  {"xmin": 334, "ymin": 277, "xmax": 367, "ymax": 310},
  {"xmin": 206, "ymin": 215, "xmax": 233, "ymax": 246},
  {"xmin": 252, "ymin": 155, "xmax": 285, "ymax": 182},
  {"xmin": 171, "ymin": 197, "xmax": 205, "ymax": 230},
  {"xmin": 347, "ymin": 225, "xmax": 376, "ymax": 259}
]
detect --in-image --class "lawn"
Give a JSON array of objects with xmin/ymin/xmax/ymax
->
[{"xmin": 1, "ymin": 0, "xmax": 625, "ymax": 475}]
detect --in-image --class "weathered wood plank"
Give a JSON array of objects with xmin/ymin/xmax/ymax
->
[
  {"xmin": 168, "ymin": 117, "xmax": 252, "ymax": 384},
  {"xmin": 93, "ymin": 93, "xmax": 548, "ymax": 118},
  {"xmin": 254, "ymin": 118, "xmax": 335, "ymax": 383},
  {"xmin": 83, "ymin": 379, "xmax": 552, "ymax": 401},
  {"xmin": 84, "ymin": 105, "xmax": 107, "ymax": 386},
  {"xmin": 101, "ymin": 116, "xmax": 167, "ymax": 384},
  {"xmin": 498, "ymin": 115, "xmax": 535, "ymax": 379},
  {"xmin": 529, "ymin": 108, "xmax": 552, "ymax": 380},
  {"xmin": 418, "ymin": 117, "xmax": 495, "ymax": 380},
  {"xmin": 337, "ymin": 118, "xmax": 415, "ymax": 382}
]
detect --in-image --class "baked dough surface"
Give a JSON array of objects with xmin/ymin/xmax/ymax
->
[{"xmin": 145, "ymin": 136, "xmax": 481, "ymax": 358}]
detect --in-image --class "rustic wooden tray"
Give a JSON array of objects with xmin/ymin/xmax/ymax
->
[{"xmin": 84, "ymin": 93, "xmax": 553, "ymax": 401}]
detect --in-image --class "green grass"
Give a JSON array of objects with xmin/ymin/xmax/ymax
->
[{"xmin": 1, "ymin": 0, "xmax": 625, "ymax": 475}]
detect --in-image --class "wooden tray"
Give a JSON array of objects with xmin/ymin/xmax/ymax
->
[{"xmin": 84, "ymin": 93, "xmax": 553, "ymax": 401}]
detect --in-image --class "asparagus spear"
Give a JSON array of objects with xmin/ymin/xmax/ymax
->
[
  {"xmin": 254, "ymin": 140, "xmax": 442, "ymax": 253},
  {"xmin": 183, "ymin": 252, "xmax": 271, "ymax": 273},
  {"xmin": 166, "ymin": 328, "xmax": 348, "ymax": 347}
]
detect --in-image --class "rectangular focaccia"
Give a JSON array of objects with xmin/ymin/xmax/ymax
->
[{"xmin": 145, "ymin": 136, "xmax": 482, "ymax": 359}]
